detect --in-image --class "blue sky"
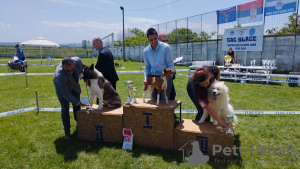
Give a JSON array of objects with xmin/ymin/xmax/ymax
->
[{"xmin": 0, "ymin": 0, "xmax": 257, "ymax": 44}]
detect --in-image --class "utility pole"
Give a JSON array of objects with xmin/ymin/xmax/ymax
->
[{"xmin": 120, "ymin": 6, "xmax": 125, "ymax": 62}]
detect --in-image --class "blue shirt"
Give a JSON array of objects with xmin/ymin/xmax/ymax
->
[
  {"xmin": 143, "ymin": 41, "xmax": 174, "ymax": 79},
  {"xmin": 16, "ymin": 47, "xmax": 25, "ymax": 60}
]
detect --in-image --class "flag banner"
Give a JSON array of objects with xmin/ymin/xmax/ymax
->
[
  {"xmin": 222, "ymin": 25, "xmax": 264, "ymax": 51},
  {"xmin": 265, "ymin": 0, "xmax": 297, "ymax": 16},
  {"xmin": 237, "ymin": 0, "xmax": 264, "ymax": 25},
  {"xmin": 217, "ymin": 6, "xmax": 237, "ymax": 24}
]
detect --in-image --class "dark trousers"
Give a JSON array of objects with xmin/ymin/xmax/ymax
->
[
  {"xmin": 169, "ymin": 83, "xmax": 176, "ymax": 100},
  {"xmin": 169, "ymin": 73, "xmax": 176, "ymax": 100},
  {"xmin": 186, "ymin": 80, "xmax": 210, "ymax": 121},
  {"xmin": 57, "ymin": 90, "xmax": 81, "ymax": 133},
  {"xmin": 97, "ymin": 81, "xmax": 116, "ymax": 104}
]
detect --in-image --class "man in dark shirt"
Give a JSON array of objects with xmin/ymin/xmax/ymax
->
[{"xmin": 92, "ymin": 37, "xmax": 119, "ymax": 104}]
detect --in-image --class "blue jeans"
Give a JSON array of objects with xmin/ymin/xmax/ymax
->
[
  {"xmin": 14, "ymin": 59, "xmax": 24, "ymax": 65},
  {"xmin": 56, "ymin": 90, "xmax": 81, "ymax": 133},
  {"xmin": 151, "ymin": 78, "xmax": 173, "ymax": 100}
]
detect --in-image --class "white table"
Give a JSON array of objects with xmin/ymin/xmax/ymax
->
[{"xmin": 218, "ymin": 66, "xmax": 277, "ymax": 84}]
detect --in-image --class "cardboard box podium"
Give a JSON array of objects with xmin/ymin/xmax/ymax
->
[
  {"xmin": 175, "ymin": 119, "xmax": 234, "ymax": 158},
  {"xmin": 123, "ymin": 98, "xmax": 181, "ymax": 150},
  {"xmin": 77, "ymin": 105, "xmax": 123, "ymax": 143}
]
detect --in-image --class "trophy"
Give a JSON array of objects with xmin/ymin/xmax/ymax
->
[
  {"xmin": 124, "ymin": 81, "xmax": 134, "ymax": 105},
  {"xmin": 131, "ymin": 87, "xmax": 137, "ymax": 103},
  {"xmin": 81, "ymin": 97, "xmax": 93, "ymax": 110},
  {"xmin": 89, "ymin": 97, "xmax": 94, "ymax": 110},
  {"xmin": 216, "ymin": 115, "xmax": 235, "ymax": 135},
  {"xmin": 81, "ymin": 97, "xmax": 89, "ymax": 105},
  {"xmin": 224, "ymin": 55, "xmax": 232, "ymax": 67},
  {"xmin": 225, "ymin": 115, "xmax": 234, "ymax": 136}
]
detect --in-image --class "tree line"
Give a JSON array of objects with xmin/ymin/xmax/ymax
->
[
  {"xmin": 265, "ymin": 13, "xmax": 300, "ymax": 35},
  {"xmin": 113, "ymin": 28, "xmax": 217, "ymax": 47}
]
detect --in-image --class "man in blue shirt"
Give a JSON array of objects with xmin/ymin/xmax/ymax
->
[
  {"xmin": 143, "ymin": 28, "xmax": 175, "ymax": 100},
  {"xmin": 15, "ymin": 44, "xmax": 25, "ymax": 63}
]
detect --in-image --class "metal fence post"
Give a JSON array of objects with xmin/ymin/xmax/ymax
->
[
  {"xmin": 140, "ymin": 44, "xmax": 142, "ymax": 70},
  {"xmin": 175, "ymin": 20, "xmax": 178, "ymax": 59},
  {"xmin": 200, "ymin": 14, "xmax": 203, "ymax": 61},
  {"xmin": 187, "ymin": 17, "xmax": 189, "ymax": 63},
  {"xmin": 216, "ymin": 23, "xmax": 219, "ymax": 62},
  {"xmin": 292, "ymin": 0, "xmax": 299, "ymax": 71}
]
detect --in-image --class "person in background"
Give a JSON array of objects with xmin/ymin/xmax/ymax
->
[
  {"xmin": 143, "ymin": 28, "xmax": 175, "ymax": 100},
  {"xmin": 14, "ymin": 44, "xmax": 25, "ymax": 65},
  {"xmin": 158, "ymin": 32, "xmax": 176, "ymax": 100},
  {"xmin": 226, "ymin": 47, "xmax": 235, "ymax": 64},
  {"xmin": 93, "ymin": 37, "xmax": 119, "ymax": 90},
  {"xmin": 92, "ymin": 37, "xmax": 119, "ymax": 104},
  {"xmin": 53, "ymin": 57, "xmax": 86, "ymax": 140},
  {"xmin": 186, "ymin": 66, "xmax": 228, "ymax": 128}
]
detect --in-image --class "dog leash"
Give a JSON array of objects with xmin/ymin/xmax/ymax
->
[{"xmin": 85, "ymin": 85, "xmax": 90, "ymax": 98}]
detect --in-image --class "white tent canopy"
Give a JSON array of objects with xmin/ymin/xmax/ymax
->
[
  {"xmin": 20, "ymin": 37, "xmax": 60, "ymax": 63},
  {"xmin": 20, "ymin": 37, "xmax": 60, "ymax": 47}
]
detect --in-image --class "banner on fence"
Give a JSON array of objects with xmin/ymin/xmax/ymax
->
[
  {"xmin": 265, "ymin": 0, "xmax": 297, "ymax": 16},
  {"xmin": 237, "ymin": 0, "xmax": 264, "ymax": 25},
  {"xmin": 0, "ymin": 107, "xmax": 37, "ymax": 117},
  {"xmin": 1, "ymin": 107, "xmax": 299, "ymax": 118},
  {"xmin": 174, "ymin": 109, "xmax": 300, "ymax": 114},
  {"xmin": 217, "ymin": 6, "xmax": 237, "ymax": 24},
  {"xmin": 0, "ymin": 72, "xmax": 26, "ymax": 76},
  {"xmin": 222, "ymin": 25, "xmax": 264, "ymax": 51}
]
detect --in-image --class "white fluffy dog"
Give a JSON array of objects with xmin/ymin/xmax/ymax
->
[{"xmin": 198, "ymin": 80, "xmax": 238, "ymax": 125}]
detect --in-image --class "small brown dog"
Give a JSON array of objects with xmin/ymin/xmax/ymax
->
[{"xmin": 143, "ymin": 68, "xmax": 175, "ymax": 105}]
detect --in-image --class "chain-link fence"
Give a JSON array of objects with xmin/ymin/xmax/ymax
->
[
  {"xmin": 152, "ymin": 1, "xmax": 300, "ymax": 42},
  {"xmin": 142, "ymin": 1, "xmax": 300, "ymax": 71},
  {"xmin": 108, "ymin": 33, "xmax": 300, "ymax": 72}
]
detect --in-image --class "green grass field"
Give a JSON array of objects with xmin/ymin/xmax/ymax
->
[{"xmin": 0, "ymin": 58, "xmax": 299, "ymax": 168}]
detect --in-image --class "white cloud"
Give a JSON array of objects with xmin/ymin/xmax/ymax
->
[
  {"xmin": 46, "ymin": 0, "xmax": 74, "ymax": 5},
  {"xmin": 0, "ymin": 22, "xmax": 11, "ymax": 27},
  {"xmin": 47, "ymin": 0, "xmax": 115, "ymax": 8},
  {"xmin": 127, "ymin": 17, "xmax": 160, "ymax": 25},
  {"xmin": 40, "ymin": 18, "xmax": 158, "ymax": 40},
  {"xmin": 94, "ymin": 0, "xmax": 117, "ymax": 5},
  {"xmin": 40, "ymin": 20, "xmax": 122, "ymax": 32}
]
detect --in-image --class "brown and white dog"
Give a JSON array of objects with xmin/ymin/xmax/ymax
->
[{"xmin": 143, "ymin": 68, "xmax": 175, "ymax": 105}]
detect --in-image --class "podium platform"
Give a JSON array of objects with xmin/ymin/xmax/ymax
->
[
  {"xmin": 123, "ymin": 98, "xmax": 181, "ymax": 150},
  {"xmin": 175, "ymin": 119, "xmax": 234, "ymax": 158},
  {"xmin": 77, "ymin": 105, "xmax": 123, "ymax": 143}
]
